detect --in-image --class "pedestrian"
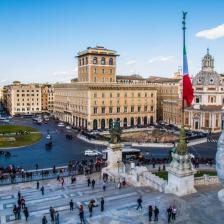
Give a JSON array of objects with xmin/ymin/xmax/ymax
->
[
  {"xmin": 13, "ymin": 205, "xmax": 17, "ymax": 220},
  {"xmin": 148, "ymin": 205, "xmax": 153, "ymax": 222},
  {"xmin": 49, "ymin": 207, "xmax": 55, "ymax": 222},
  {"xmin": 17, "ymin": 206, "xmax": 21, "ymax": 220},
  {"xmin": 17, "ymin": 198, "xmax": 21, "ymax": 208},
  {"xmin": 69, "ymin": 199, "xmax": 74, "ymax": 211},
  {"xmin": 167, "ymin": 206, "xmax": 172, "ymax": 223},
  {"xmin": 171, "ymin": 206, "xmax": 177, "ymax": 220},
  {"xmin": 117, "ymin": 182, "xmax": 121, "ymax": 189},
  {"xmin": 18, "ymin": 191, "xmax": 21, "ymax": 200},
  {"xmin": 61, "ymin": 177, "xmax": 64, "ymax": 187},
  {"xmin": 91, "ymin": 179, "xmax": 95, "ymax": 189},
  {"xmin": 88, "ymin": 201, "xmax": 93, "ymax": 217},
  {"xmin": 79, "ymin": 204, "xmax": 85, "ymax": 224},
  {"xmin": 154, "ymin": 206, "xmax": 159, "ymax": 222},
  {"xmin": 21, "ymin": 197, "xmax": 25, "ymax": 209},
  {"xmin": 40, "ymin": 186, "xmax": 45, "ymax": 195},
  {"xmin": 101, "ymin": 197, "xmax": 104, "ymax": 212},
  {"xmin": 103, "ymin": 181, "xmax": 106, "ymax": 191},
  {"xmin": 55, "ymin": 211, "xmax": 59, "ymax": 224},
  {"xmin": 87, "ymin": 177, "xmax": 91, "ymax": 187},
  {"xmin": 136, "ymin": 196, "xmax": 142, "ymax": 210},
  {"xmin": 42, "ymin": 215, "xmax": 48, "ymax": 224},
  {"xmin": 23, "ymin": 207, "xmax": 29, "ymax": 221},
  {"xmin": 37, "ymin": 181, "xmax": 39, "ymax": 189}
]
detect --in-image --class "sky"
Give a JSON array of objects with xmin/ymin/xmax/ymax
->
[{"xmin": 1, "ymin": 0, "xmax": 224, "ymax": 85}]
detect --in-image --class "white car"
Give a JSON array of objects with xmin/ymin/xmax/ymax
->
[
  {"xmin": 84, "ymin": 149, "xmax": 102, "ymax": 156},
  {"xmin": 57, "ymin": 122, "xmax": 65, "ymax": 127},
  {"xmin": 46, "ymin": 134, "xmax": 52, "ymax": 140},
  {"xmin": 66, "ymin": 126, "xmax": 72, "ymax": 130}
]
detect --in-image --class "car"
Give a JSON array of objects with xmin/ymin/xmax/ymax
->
[
  {"xmin": 46, "ymin": 134, "xmax": 52, "ymax": 140},
  {"xmin": 84, "ymin": 149, "xmax": 102, "ymax": 156},
  {"xmin": 66, "ymin": 126, "xmax": 72, "ymax": 130},
  {"xmin": 57, "ymin": 122, "xmax": 65, "ymax": 127}
]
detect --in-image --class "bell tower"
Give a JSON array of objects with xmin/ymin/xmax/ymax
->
[{"xmin": 202, "ymin": 48, "xmax": 214, "ymax": 72}]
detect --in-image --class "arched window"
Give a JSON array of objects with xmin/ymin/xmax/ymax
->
[
  {"xmin": 79, "ymin": 59, "xmax": 81, "ymax": 66},
  {"xmin": 85, "ymin": 57, "xmax": 88, "ymax": 64},
  {"xmin": 82, "ymin": 58, "xmax": 85, "ymax": 65},
  {"xmin": 93, "ymin": 57, "xmax": 98, "ymax": 64},
  {"xmin": 109, "ymin": 58, "xmax": 113, "ymax": 65},
  {"xmin": 101, "ymin": 57, "xmax": 106, "ymax": 65}
]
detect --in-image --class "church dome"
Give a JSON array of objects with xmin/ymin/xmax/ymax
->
[{"xmin": 202, "ymin": 48, "xmax": 214, "ymax": 72}]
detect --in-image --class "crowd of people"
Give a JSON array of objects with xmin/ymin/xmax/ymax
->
[{"xmin": 10, "ymin": 172, "xmax": 181, "ymax": 223}]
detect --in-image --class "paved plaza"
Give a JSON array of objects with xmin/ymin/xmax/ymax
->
[{"xmin": 0, "ymin": 173, "xmax": 223, "ymax": 224}]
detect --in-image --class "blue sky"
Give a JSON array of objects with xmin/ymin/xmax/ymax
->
[{"xmin": 1, "ymin": 0, "xmax": 224, "ymax": 84}]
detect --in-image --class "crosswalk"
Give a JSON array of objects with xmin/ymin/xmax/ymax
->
[{"xmin": 207, "ymin": 138, "xmax": 218, "ymax": 143}]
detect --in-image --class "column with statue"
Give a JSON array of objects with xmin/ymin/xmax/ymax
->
[
  {"xmin": 101, "ymin": 121, "xmax": 125, "ymax": 180},
  {"xmin": 165, "ymin": 12, "xmax": 196, "ymax": 196}
]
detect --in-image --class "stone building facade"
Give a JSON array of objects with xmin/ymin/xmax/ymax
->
[
  {"xmin": 54, "ymin": 47, "xmax": 157, "ymax": 130},
  {"xmin": 41, "ymin": 84, "xmax": 54, "ymax": 113},
  {"xmin": 3, "ymin": 81, "xmax": 42, "ymax": 115},
  {"xmin": 184, "ymin": 49, "xmax": 224, "ymax": 132}
]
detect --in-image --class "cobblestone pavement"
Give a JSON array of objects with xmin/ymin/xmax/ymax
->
[{"xmin": 0, "ymin": 174, "xmax": 223, "ymax": 224}]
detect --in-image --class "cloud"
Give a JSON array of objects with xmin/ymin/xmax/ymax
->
[
  {"xmin": 148, "ymin": 56, "xmax": 175, "ymax": 64},
  {"xmin": 196, "ymin": 24, "xmax": 224, "ymax": 40},
  {"xmin": 126, "ymin": 60, "xmax": 136, "ymax": 65}
]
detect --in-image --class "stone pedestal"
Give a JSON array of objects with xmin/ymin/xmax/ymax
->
[
  {"xmin": 101, "ymin": 143, "xmax": 125, "ymax": 181},
  {"xmin": 165, "ymin": 152, "xmax": 197, "ymax": 196}
]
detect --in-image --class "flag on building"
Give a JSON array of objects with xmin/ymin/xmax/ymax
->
[{"xmin": 183, "ymin": 27, "xmax": 194, "ymax": 107}]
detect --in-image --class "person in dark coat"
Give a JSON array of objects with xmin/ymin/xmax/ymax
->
[
  {"xmin": 37, "ymin": 181, "xmax": 40, "ymax": 190},
  {"xmin": 91, "ymin": 179, "xmax": 95, "ymax": 189},
  {"xmin": 101, "ymin": 197, "xmax": 104, "ymax": 212},
  {"xmin": 167, "ymin": 206, "xmax": 172, "ymax": 223},
  {"xmin": 13, "ymin": 205, "xmax": 17, "ymax": 220},
  {"xmin": 40, "ymin": 186, "xmax": 45, "ymax": 195},
  {"xmin": 23, "ymin": 207, "xmax": 29, "ymax": 221},
  {"xmin": 148, "ymin": 205, "xmax": 153, "ymax": 222},
  {"xmin": 136, "ymin": 196, "xmax": 143, "ymax": 210},
  {"xmin": 154, "ymin": 206, "xmax": 159, "ymax": 222},
  {"xmin": 79, "ymin": 205, "xmax": 85, "ymax": 224},
  {"xmin": 42, "ymin": 215, "xmax": 48, "ymax": 224},
  {"xmin": 87, "ymin": 177, "xmax": 91, "ymax": 187},
  {"xmin": 69, "ymin": 199, "xmax": 74, "ymax": 211}
]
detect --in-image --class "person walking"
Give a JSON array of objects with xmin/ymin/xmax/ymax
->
[
  {"xmin": 49, "ymin": 207, "xmax": 55, "ymax": 222},
  {"xmin": 61, "ymin": 177, "xmax": 64, "ymax": 188},
  {"xmin": 117, "ymin": 182, "xmax": 121, "ymax": 189},
  {"xmin": 88, "ymin": 201, "xmax": 93, "ymax": 217},
  {"xmin": 87, "ymin": 177, "xmax": 91, "ymax": 187},
  {"xmin": 13, "ymin": 205, "xmax": 17, "ymax": 220},
  {"xmin": 148, "ymin": 205, "xmax": 153, "ymax": 222},
  {"xmin": 167, "ymin": 206, "xmax": 172, "ymax": 223},
  {"xmin": 40, "ymin": 186, "xmax": 45, "ymax": 195},
  {"xmin": 100, "ymin": 197, "xmax": 104, "ymax": 212},
  {"xmin": 102, "ymin": 181, "xmax": 106, "ymax": 191},
  {"xmin": 36, "ymin": 181, "xmax": 40, "ymax": 190},
  {"xmin": 154, "ymin": 206, "xmax": 159, "ymax": 222},
  {"xmin": 79, "ymin": 204, "xmax": 85, "ymax": 224},
  {"xmin": 136, "ymin": 196, "xmax": 143, "ymax": 210},
  {"xmin": 69, "ymin": 199, "xmax": 74, "ymax": 211},
  {"xmin": 21, "ymin": 197, "xmax": 25, "ymax": 209},
  {"xmin": 171, "ymin": 206, "xmax": 177, "ymax": 220},
  {"xmin": 18, "ymin": 191, "xmax": 21, "ymax": 200},
  {"xmin": 17, "ymin": 206, "xmax": 21, "ymax": 220},
  {"xmin": 23, "ymin": 207, "xmax": 29, "ymax": 221},
  {"xmin": 55, "ymin": 211, "xmax": 59, "ymax": 224},
  {"xmin": 91, "ymin": 179, "xmax": 95, "ymax": 189},
  {"xmin": 42, "ymin": 215, "xmax": 48, "ymax": 224}
]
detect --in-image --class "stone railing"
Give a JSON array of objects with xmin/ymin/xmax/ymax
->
[{"xmin": 194, "ymin": 175, "xmax": 220, "ymax": 186}]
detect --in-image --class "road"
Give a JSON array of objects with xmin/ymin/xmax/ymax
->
[{"xmin": 0, "ymin": 117, "xmax": 218, "ymax": 170}]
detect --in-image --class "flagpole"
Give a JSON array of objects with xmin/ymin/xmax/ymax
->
[{"xmin": 182, "ymin": 11, "xmax": 187, "ymax": 129}]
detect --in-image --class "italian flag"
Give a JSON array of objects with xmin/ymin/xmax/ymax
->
[{"xmin": 183, "ymin": 36, "xmax": 194, "ymax": 107}]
